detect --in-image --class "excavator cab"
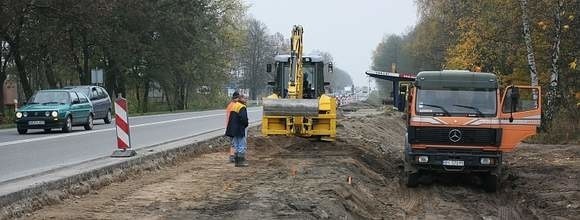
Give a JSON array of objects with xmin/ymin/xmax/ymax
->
[{"xmin": 268, "ymin": 55, "xmax": 327, "ymax": 99}]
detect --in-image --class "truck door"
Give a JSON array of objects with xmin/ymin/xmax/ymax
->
[{"xmin": 499, "ymin": 86, "xmax": 542, "ymax": 150}]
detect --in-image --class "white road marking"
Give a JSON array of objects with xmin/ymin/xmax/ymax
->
[{"xmin": 0, "ymin": 110, "xmax": 261, "ymax": 148}]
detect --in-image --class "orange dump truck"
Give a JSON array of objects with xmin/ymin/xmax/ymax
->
[{"xmin": 404, "ymin": 70, "xmax": 541, "ymax": 192}]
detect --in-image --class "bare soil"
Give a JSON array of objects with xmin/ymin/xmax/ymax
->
[{"xmin": 21, "ymin": 106, "xmax": 579, "ymax": 220}]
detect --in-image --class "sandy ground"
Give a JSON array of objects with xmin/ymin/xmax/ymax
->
[{"xmin": 20, "ymin": 103, "xmax": 580, "ymax": 220}]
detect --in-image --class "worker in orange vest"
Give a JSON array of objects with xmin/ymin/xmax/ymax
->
[
  {"xmin": 226, "ymin": 91, "xmax": 240, "ymax": 163},
  {"xmin": 226, "ymin": 94, "xmax": 249, "ymax": 167}
]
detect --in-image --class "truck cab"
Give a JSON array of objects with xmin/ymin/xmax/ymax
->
[{"xmin": 404, "ymin": 70, "xmax": 541, "ymax": 192}]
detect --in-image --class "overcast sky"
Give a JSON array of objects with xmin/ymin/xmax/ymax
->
[{"xmin": 245, "ymin": 0, "xmax": 418, "ymax": 86}]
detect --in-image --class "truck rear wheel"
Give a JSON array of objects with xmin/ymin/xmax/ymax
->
[
  {"xmin": 405, "ymin": 172, "xmax": 420, "ymax": 187},
  {"xmin": 483, "ymin": 173, "xmax": 499, "ymax": 193}
]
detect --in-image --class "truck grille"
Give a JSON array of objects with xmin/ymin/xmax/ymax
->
[{"xmin": 408, "ymin": 126, "xmax": 501, "ymax": 146}]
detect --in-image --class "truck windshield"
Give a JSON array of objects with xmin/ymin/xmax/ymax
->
[{"xmin": 416, "ymin": 88, "xmax": 496, "ymax": 117}]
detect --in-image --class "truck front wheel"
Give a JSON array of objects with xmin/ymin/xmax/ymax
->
[
  {"xmin": 405, "ymin": 172, "xmax": 421, "ymax": 187},
  {"xmin": 403, "ymin": 144, "xmax": 420, "ymax": 187}
]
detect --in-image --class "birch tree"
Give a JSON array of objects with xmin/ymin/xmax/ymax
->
[
  {"xmin": 545, "ymin": 0, "xmax": 565, "ymax": 124},
  {"xmin": 520, "ymin": 0, "xmax": 539, "ymax": 86}
]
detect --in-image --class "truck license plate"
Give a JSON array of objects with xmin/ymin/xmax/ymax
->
[
  {"xmin": 28, "ymin": 121, "xmax": 45, "ymax": 125},
  {"xmin": 443, "ymin": 160, "xmax": 464, "ymax": 166}
]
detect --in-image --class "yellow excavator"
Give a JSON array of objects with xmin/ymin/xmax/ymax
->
[{"xmin": 261, "ymin": 25, "xmax": 337, "ymax": 141}]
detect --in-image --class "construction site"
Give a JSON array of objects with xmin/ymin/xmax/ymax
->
[
  {"xmin": 1, "ymin": 1, "xmax": 579, "ymax": 219},
  {"xmin": 5, "ymin": 102, "xmax": 577, "ymax": 220}
]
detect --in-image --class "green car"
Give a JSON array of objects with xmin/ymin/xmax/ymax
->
[{"xmin": 15, "ymin": 89, "xmax": 94, "ymax": 134}]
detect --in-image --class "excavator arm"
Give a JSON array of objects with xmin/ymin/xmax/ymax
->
[
  {"xmin": 288, "ymin": 25, "xmax": 304, "ymax": 100},
  {"xmin": 263, "ymin": 25, "xmax": 318, "ymax": 117}
]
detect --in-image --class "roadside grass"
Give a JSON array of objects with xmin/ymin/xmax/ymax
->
[
  {"xmin": 0, "ymin": 109, "xmax": 16, "ymax": 129},
  {"xmin": 0, "ymin": 123, "xmax": 15, "ymax": 129},
  {"xmin": 125, "ymin": 96, "xmax": 260, "ymax": 117},
  {"xmin": 526, "ymin": 108, "xmax": 580, "ymax": 145}
]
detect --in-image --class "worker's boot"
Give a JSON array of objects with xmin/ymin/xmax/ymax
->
[
  {"xmin": 234, "ymin": 153, "xmax": 240, "ymax": 166},
  {"xmin": 235, "ymin": 153, "xmax": 248, "ymax": 167}
]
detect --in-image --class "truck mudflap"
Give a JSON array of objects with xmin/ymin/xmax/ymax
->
[{"xmin": 405, "ymin": 149, "xmax": 502, "ymax": 173}]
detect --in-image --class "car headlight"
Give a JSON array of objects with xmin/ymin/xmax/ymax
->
[
  {"xmin": 45, "ymin": 111, "xmax": 50, "ymax": 117},
  {"xmin": 417, "ymin": 156, "xmax": 429, "ymax": 163},
  {"xmin": 51, "ymin": 111, "xmax": 58, "ymax": 117},
  {"xmin": 16, "ymin": 112, "xmax": 23, "ymax": 118},
  {"xmin": 23, "ymin": 112, "xmax": 28, "ymax": 117}
]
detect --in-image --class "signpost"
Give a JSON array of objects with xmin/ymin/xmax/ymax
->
[{"xmin": 91, "ymin": 69, "xmax": 104, "ymax": 85}]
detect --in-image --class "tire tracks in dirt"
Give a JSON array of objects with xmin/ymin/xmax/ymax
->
[{"xmin": 18, "ymin": 106, "xmax": 580, "ymax": 219}]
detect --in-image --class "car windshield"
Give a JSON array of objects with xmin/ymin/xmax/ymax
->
[
  {"xmin": 416, "ymin": 88, "xmax": 497, "ymax": 116},
  {"xmin": 29, "ymin": 91, "xmax": 70, "ymax": 104}
]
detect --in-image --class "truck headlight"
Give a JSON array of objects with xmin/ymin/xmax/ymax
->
[
  {"xmin": 418, "ymin": 156, "xmax": 429, "ymax": 163},
  {"xmin": 45, "ymin": 111, "xmax": 50, "ymax": 117},
  {"xmin": 23, "ymin": 112, "xmax": 28, "ymax": 117},
  {"xmin": 480, "ymin": 158, "xmax": 492, "ymax": 165},
  {"xmin": 16, "ymin": 112, "xmax": 23, "ymax": 118},
  {"xmin": 51, "ymin": 111, "xmax": 58, "ymax": 117}
]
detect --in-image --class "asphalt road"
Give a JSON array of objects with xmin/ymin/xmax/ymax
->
[{"xmin": 0, "ymin": 107, "xmax": 262, "ymax": 183}]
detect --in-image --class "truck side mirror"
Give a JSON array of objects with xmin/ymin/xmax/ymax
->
[
  {"xmin": 266, "ymin": 64, "xmax": 272, "ymax": 73},
  {"xmin": 509, "ymin": 87, "xmax": 520, "ymax": 122},
  {"xmin": 328, "ymin": 63, "xmax": 333, "ymax": 73}
]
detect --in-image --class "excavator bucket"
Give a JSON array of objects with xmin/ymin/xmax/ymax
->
[
  {"xmin": 262, "ymin": 95, "xmax": 336, "ymax": 141},
  {"xmin": 262, "ymin": 99, "xmax": 319, "ymax": 117}
]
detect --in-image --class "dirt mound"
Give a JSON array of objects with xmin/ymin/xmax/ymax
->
[
  {"xmin": 21, "ymin": 109, "xmax": 580, "ymax": 219},
  {"xmin": 340, "ymin": 100, "xmax": 380, "ymax": 113}
]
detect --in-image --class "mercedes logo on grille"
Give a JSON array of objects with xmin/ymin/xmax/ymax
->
[{"xmin": 448, "ymin": 129, "xmax": 462, "ymax": 143}]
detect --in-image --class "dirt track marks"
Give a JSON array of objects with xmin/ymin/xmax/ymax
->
[{"xmin": 21, "ymin": 106, "xmax": 580, "ymax": 219}]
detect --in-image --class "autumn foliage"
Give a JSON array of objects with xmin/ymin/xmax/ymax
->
[{"xmin": 372, "ymin": 0, "xmax": 579, "ymax": 143}]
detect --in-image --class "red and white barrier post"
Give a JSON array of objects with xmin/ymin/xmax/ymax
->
[{"xmin": 111, "ymin": 97, "xmax": 136, "ymax": 157}]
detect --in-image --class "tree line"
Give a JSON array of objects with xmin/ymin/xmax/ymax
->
[
  {"xmin": 0, "ymin": 0, "xmax": 353, "ymax": 118},
  {"xmin": 1, "ymin": 0, "xmax": 247, "ymax": 114},
  {"xmin": 371, "ymin": 0, "xmax": 578, "ymax": 141}
]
